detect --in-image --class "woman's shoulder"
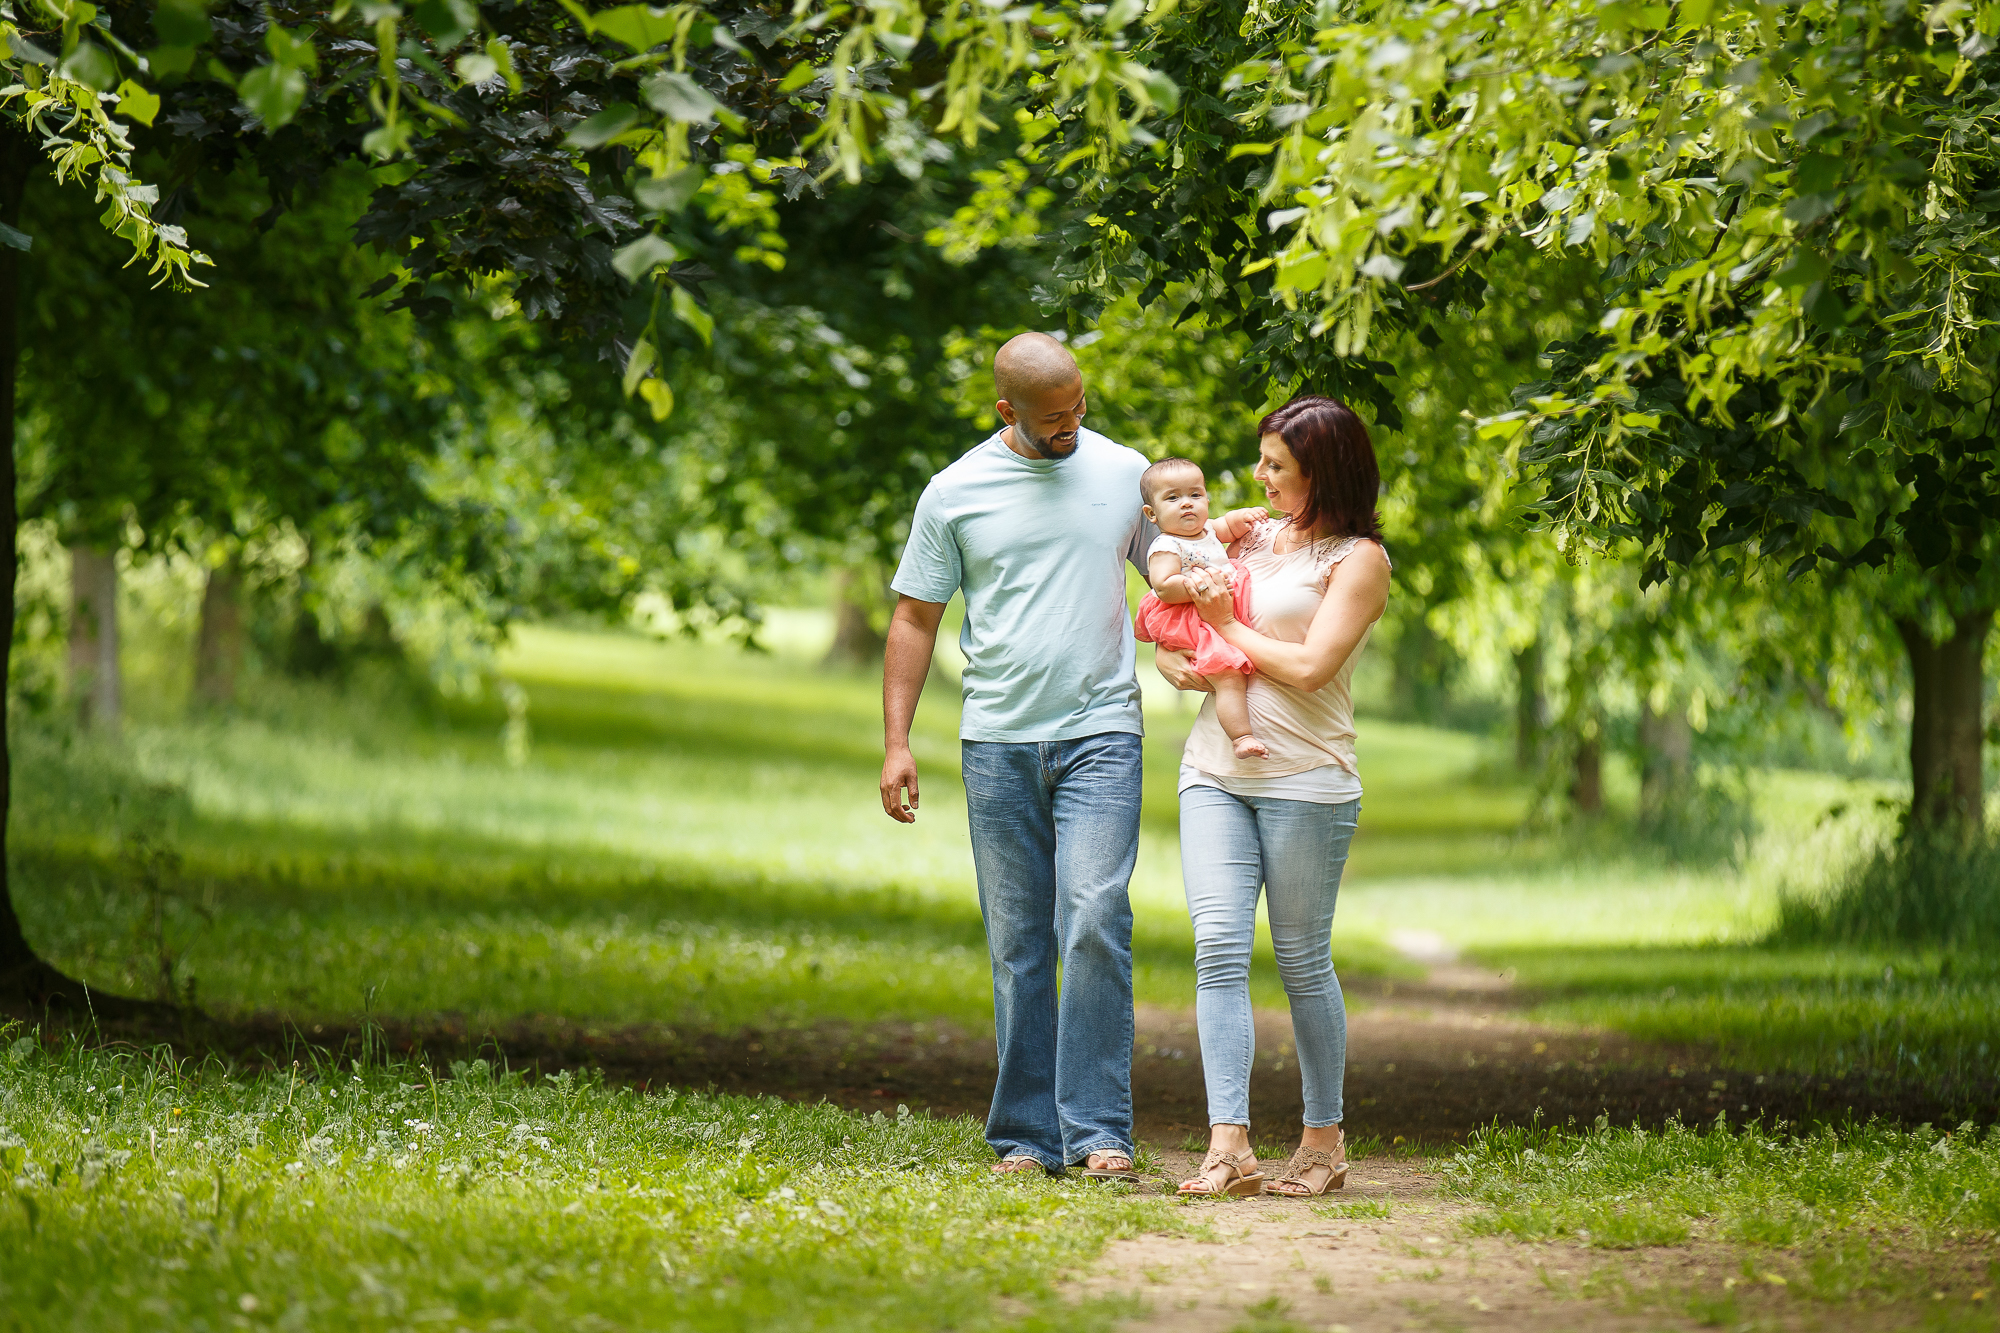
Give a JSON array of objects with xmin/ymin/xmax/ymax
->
[{"xmin": 1313, "ymin": 535, "xmax": 1390, "ymax": 593}]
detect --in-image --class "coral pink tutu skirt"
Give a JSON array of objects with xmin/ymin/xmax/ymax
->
[{"xmin": 1133, "ymin": 562, "xmax": 1255, "ymax": 676}]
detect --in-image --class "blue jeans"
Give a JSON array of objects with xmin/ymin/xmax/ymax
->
[
  {"xmin": 961, "ymin": 732, "xmax": 1141, "ymax": 1168},
  {"xmin": 1179, "ymin": 785, "xmax": 1359, "ymax": 1128}
]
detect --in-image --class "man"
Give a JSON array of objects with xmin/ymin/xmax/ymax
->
[{"xmin": 879, "ymin": 331, "xmax": 1153, "ymax": 1178}]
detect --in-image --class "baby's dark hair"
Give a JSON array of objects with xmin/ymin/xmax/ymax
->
[{"xmin": 1140, "ymin": 457, "xmax": 1205, "ymax": 506}]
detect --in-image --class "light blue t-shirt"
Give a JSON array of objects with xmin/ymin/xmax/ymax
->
[{"xmin": 891, "ymin": 427, "xmax": 1154, "ymax": 743}]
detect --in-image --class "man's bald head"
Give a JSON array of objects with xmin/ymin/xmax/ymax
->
[{"xmin": 994, "ymin": 332, "xmax": 1087, "ymax": 460}]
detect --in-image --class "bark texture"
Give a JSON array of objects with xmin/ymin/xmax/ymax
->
[
  {"xmin": 67, "ymin": 544, "xmax": 121, "ymax": 729},
  {"xmin": 1896, "ymin": 610, "xmax": 1993, "ymax": 831},
  {"xmin": 194, "ymin": 562, "xmax": 244, "ymax": 706},
  {"xmin": 1638, "ymin": 700, "xmax": 1694, "ymax": 823},
  {"xmin": 1514, "ymin": 640, "xmax": 1547, "ymax": 773},
  {"xmin": 1569, "ymin": 735, "xmax": 1604, "ymax": 815},
  {"xmin": 822, "ymin": 566, "xmax": 888, "ymax": 668}
]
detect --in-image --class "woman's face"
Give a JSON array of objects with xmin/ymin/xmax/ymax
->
[{"xmin": 1253, "ymin": 433, "xmax": 1308, "ymax": 518}]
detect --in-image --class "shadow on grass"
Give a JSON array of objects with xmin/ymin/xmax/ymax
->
[
  {"xmin": 12, "ymin": 830, "xmax": 1399, "ymax": 1034},
  {"xmin": 1490, "ymin": 940, "xmax": 2000, "ymax": 1120}
]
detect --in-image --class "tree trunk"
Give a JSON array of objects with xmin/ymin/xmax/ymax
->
[
  {"xmin": 1637, "ymin": 699, "xmax": 1693, "ymax": 824},
  {"xmin": 193, "ymin": 560, "xmax": 244, "ymax": 707},
  {"xmin": 1569, "ymin": 734, "xmax": 1603, "ymax": 815},
  {"xmin": 0, "ymin": 138, "xmax": 102, "ymax": 1005},
  {"xmin": 822, "ymin": 565, "xmax": 888, "ymax": 668},
  {"xmin": 1896, "ymin": 609, "xmax": 1993, "ymax": 832},
  {"xmin": 1514, "ymin": 640, "xmax": 1547, "ymax": 772},
  {"xmin": 67, "ymin": 544, "xmax": 121, "ymax": 730}
]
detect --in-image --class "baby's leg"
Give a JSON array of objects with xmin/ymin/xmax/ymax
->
[{"xmin": 1213, "ymin": 673, "xmax": 1268, "ymax": 759}]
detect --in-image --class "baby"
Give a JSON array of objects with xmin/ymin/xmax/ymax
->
[{"xmin": 1132, "ymin": 457, "xmax": 1270, "ymax": 759}]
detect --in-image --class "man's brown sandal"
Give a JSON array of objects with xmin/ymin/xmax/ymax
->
[
  {"xmin": 1176, "ymin": 1149, "xmax": 1266, "ymax": 1197},
  {"xmin": 992, "ymin": 1154, "xmax": 1050, "ymax": 1176},
  {"xmin": 1264, "ymin": 1144, "xmax": 1347, "ymax": 1197},
  {"xmin": 1078, "ymin": 1151, "xmax": 1140, "ymax": 1182}
]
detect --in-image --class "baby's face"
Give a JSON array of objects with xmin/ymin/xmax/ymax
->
[{"xmin": 1144, "ymin": 470, "xmax": 1212, "ymax": 537}]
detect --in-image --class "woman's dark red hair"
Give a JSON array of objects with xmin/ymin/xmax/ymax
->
[{"xmin": 1258, "ymin": 396, "xmax": 1382, "ymax": 542}]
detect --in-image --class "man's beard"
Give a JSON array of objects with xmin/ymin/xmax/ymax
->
[{"xmin": 1018, "ymin": 421, "xmax": 1079, "ymax": 459}]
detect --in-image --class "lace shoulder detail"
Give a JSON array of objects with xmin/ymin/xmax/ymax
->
[
  {"xmin": 1311, "ymin": 535, "xmax": 1390, "ymax": 593},
  {"xmin": 1238, "ymin": 517, "xmax": 1283, "ymax": 555}
]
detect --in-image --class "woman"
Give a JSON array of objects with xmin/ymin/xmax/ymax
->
[{"xmin": 1156, "ymin": 395, "xmax": 1390, "ymax": 1198}]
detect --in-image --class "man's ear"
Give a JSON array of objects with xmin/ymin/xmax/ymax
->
[{"xmin": 995, "ymin": 399, "xmax": 1018, "ymax": 426}]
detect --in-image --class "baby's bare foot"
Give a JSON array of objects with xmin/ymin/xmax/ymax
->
[{"xmin": 1233, "ymin": 735, "xmax": 1269, "ymax": 759}]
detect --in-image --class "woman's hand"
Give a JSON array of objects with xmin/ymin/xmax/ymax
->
[
  {"xmin": 1154, "ymin": 646, "xmax": 1213, "ymax": 693},
  {"xmin": 1190, "ymin": 569, "xmax": 1236, "ymax": 626}
]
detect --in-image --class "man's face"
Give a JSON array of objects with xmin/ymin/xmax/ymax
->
[{"xmin": 1000, "ymin": 375, "xmax": 1087, "ymax": 459}]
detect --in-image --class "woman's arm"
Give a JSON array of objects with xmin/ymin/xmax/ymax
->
[
  {"xmin": 1189, "ymin": 541, "xmax": 1390, "ymax": 692},
  {"xmin": 1147, "ymin": 550, "xmax": 1196, "ymax": 602}
]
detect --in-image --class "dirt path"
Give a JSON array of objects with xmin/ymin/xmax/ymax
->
[
  {"xmin": 1070, "ymin": 1153, "xmax": 1995, "ymax": 1332},
  {"xmin": 64, "ymin": 939, "xmax": 1976, "ymax": 1136},
  {"xmin": 24, "ymin": 952, "xmax": 1995, "ymax": 1331}
]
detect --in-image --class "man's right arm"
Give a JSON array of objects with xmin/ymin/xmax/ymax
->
[{"xmin": 881, "ymin": 595, "xmax": 948, "ymax": 823}]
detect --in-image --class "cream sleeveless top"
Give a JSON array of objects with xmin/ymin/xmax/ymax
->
[{"xmin": 1182, "ymin": 519, "xmax": 1384, "ymax": 781}]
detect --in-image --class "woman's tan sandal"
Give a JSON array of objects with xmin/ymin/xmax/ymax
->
[
  {"xmin": 1265, "ymin": 1145, "xmax": 1347, "ymax": 1197},
  {"xmin": 1177, "ymin": 1150, "xmax": 1266, "ymax": 1197}
]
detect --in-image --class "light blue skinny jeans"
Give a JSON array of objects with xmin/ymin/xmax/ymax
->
[
  {"xmin": 961, "ymin": 732, "xmax": 1141, "ymax": 1170},
  {"xmin": 1179, "ymin": 785, "xmax": 1359, "ymax": 1128}
]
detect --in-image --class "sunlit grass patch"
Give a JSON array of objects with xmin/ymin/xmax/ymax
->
[
  {"xmin": 0, "ymin": 1030, "xmax": 1183, "ymax": 1332},
  {"xmin": 1444, "ymin": 1117, "xmax": 2000, "ymax": 1251},
  {"xmin": 1311, "ymin": 1195, "xmax": 1391, "ymax": 1220},
  {"xmin": 1504, "ymin": 944, "xmax": 2000, "ymax": 1086}
]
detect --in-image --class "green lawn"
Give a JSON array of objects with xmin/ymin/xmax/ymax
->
[
  {"xmin": 0, "ymin": 1034, "xmax": 1172, "ymax": 1333},
  {"xmin": 16, "ymin": 616, "xmax": 1985, "ymax": 1089},
  {"xmin": 7, "ymin": 612, "xmax": 1998, "ymax": 1333}
]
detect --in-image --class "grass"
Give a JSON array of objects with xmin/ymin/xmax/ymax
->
[
  {"xmin": 9, "ymin": 605, "xmax": 2000, "ymax": 1330},
  {"xmin": 1448, "ymin": 1117, "xmax": 2000, "ymax": 1325},
  {"xmin": 14, "ymin": 614, "xmax": 1996, "ymax": 1084},
  {"xmin": 0, "ymin": 1028, "xmax": 1180, "ymax": 1333}
]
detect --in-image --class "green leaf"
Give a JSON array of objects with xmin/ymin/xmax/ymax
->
[
  {"xmin": 153, "ymin": 0, "xmax": 213, "ymax": 48},
  {"xmin": 638, "ymin": 377, "xmax": 674, "ymax": 421},
  {"xmin": 593, "ymin": 4, "xmax": 682, "ymax": 51},
  {"xmin": 634, "ymin": 165, "xmax": 704, "ymax": 215},
  {"xmin": 1135, "ymin": 65, "xmax": 1179, "ymax": 114},
  {"xmin": 485, "ymin": 37, "xmax": 521, "ymax": 92},
  {"xmin": 1773, "ymin": 247, "xmax": 1829, "ymax": 293},
  {"xmin": 622, "ymin": 337, "xmax": 657, "ymax": 397},
  {"xmin": 565, "ymin": 102, "xmax": 640, "ymax": 148},
  {"xmin": 114, "ymin": 78, "xmax": 160, "ymax": 127},
  {"xmin": 7, "ymin": 33, "xmax": 55, "ymax": 66},
  {"xmin": 414, "ymin": 0, "xmax": 477, "ymax": 47},
  {"xmin": 455, "ymin": 51, "xmax": 498, "ymax": 84},
  {"xmin": 642, "ymin": 71, "xmax": 722, "ymax": 124},
  {"xmin": 776, "ymin": 62, "xmax": 819, "ymax": 94},
  {"xmin": 1676, "ymin": 0, "xmax": 1713, "ymax": 25},
  {"xmin": 611, "ymin": 233, "xmax": 679, "ymax": 283},
  {"xmin": 239, "ymin": 62, "xmax": 308, "ymax": 129},
  {"xmin": 1796, "ymin": 153, "xmax": 1842, "ymax": 195},
  {"xmin": 671, "ymin": 284, "xmax": 713, "ymax": 347},
  {"xmin": 0, "ymin": 221, "xmax": 34, "ymax": 253},
  {"xmin": 59, "ymin": 40, "xmax": 119, "ymax": 92},
  {"xmin": 1102, "ymin": 0, "xmax": 1145, "ymax": 28}
]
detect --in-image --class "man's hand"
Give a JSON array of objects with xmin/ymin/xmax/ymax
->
[
  {"xmin": 881, "ymin": 745, "xmax": 921, "ymax": 822},
  {"xmin": 882, "ymin": 594, "xmax": 947, "ymax": 823},
  {"xmin": 1155, "ymin": 646, "xmax": 1213, "ymax": 693}
]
